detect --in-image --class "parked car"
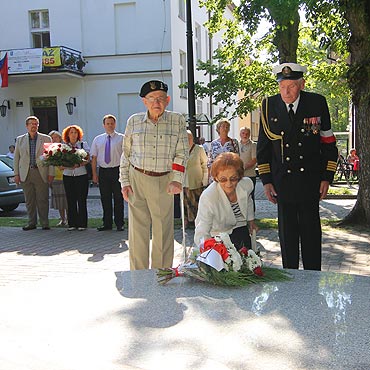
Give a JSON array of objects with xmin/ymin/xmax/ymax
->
[
  {"xmin": 0, "ymin": 155, "xmax": 14, "ymax": 169},
  {"xmin": 0, "ymin": 155, "xmax": 25, "ymax": 212}
]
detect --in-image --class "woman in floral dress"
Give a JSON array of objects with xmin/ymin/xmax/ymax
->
[{"xmin": 208, "ymin": 118, "xmax": 240, "ymax": 182}]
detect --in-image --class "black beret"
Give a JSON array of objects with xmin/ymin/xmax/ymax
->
[
  {"xmin": 139, "ymin": 80, "xmax": 168, "ymax": 97},
  {"xmin": 272, "ymin": 63, "xmax": 307, "ymax": 82}
]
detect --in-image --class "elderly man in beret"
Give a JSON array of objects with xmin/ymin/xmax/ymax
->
[
  {"xmin": 257, "ymin": 63, "xmax": 338, "ymax": 271},
  {"xmin": 120, "ymin": 80, "xmax": 188, "ymax": 270}
]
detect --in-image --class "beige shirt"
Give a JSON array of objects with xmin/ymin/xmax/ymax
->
[
  {"xmin": 184, "ymin": 144, "xmax": 208, "ymax": 189},
  {"xmin": 239, "ymin": 139, "xmax": 257, "ymax": 177},
  {"xmin": 120, "ymin": 110, "xmax": 188, "ymax": 187}
]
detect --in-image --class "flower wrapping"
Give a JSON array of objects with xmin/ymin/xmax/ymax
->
[
  {"xmin": 157, "ymin": 233, "xmax": 292, "ymax": 286},
  {"xmin": 42, "ymin": 142, "xmax": 87, "ymax": 167}
]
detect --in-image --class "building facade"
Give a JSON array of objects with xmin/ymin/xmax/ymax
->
[{"xmin": 0, "ymin": 0, "xmax": 237, "ymax": 152}]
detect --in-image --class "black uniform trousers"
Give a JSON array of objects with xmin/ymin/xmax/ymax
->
[
  {"xmin": 277, "ymin": 200, "xmax": 322, "ymax": 270},
  {"xmin": 98, "ymin": 166, "xmax": 124, "ymax": 229}
]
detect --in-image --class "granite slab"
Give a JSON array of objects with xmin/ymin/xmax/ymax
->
[{"xmin": 0, "ymin": 269, "xmax": 369, "ymax": 370}]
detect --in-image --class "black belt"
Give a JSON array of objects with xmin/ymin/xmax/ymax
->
[
  {"xmin": 132, "ymin": 165, "xmax": 170, "ymax": 177},
  {"xmin": 30, "ymin": 164, "xmax": 38, "ymax": 169},
  {"xmin": 99, "ymin": 166, "xmax": 119, "ymax": 170}
]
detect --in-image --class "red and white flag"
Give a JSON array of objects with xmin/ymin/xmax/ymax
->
[{"xmin": 0, "ymin": 53, "xmax": 9, "ymax": 88}]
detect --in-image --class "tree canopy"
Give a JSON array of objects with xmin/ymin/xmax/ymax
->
[{"xmin": 197, "ymin": 0, "xmax": 370, "ymax": 225}]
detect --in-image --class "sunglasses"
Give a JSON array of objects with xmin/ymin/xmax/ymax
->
[{"xmin": 217, "ymin": 176, "xmax": 240, "ymax": 183}]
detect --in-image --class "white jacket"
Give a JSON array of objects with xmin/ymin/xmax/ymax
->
[{"xmin": 194, "ymin": 177, "xmax": 255, "ymax": 246}]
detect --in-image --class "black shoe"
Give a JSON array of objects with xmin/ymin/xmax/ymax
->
[
  {"xmin": 117, "ymin": 226, "xmax": 124, "ymax": 231},
  {"xmin": 42, "ymin": 227, "xmax": 51, "ymax": 230},
  {"xmin": 22, "ymin": 225, "xmax": 36, "ymax": 231},
  {"xmin": 97, "ymin": 226, "xmax": 112, "ymax": 231}
]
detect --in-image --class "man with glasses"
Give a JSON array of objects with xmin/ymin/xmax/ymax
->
[
  {"xmin": 119, "ymin": 80, "xmax": 188, "ymax": 270},
  {"xmin": 14, "ymin": 116, "xmax": 54, "ymax": 230}
]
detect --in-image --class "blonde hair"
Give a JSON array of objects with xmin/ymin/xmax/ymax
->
[
  {"xmin": 48, "ymin": 130, "xmax": 62, "ymax": 137},
  {"xmin": 215, "ymin": 118, "xmax": 231, "ymax": 134}
]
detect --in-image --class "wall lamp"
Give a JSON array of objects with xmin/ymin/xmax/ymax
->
[
  {"xmin": 0, "ymin": 99, "xmax": 10, "ymax": 117},
  {"xmin": 66, "ymin": 97, "xmax": 76, "ymax": 115}
]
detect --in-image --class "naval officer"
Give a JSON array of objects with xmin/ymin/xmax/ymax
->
[{"xmin": 257, "ymin": 63, "xmax": 338, "ymax": 270}]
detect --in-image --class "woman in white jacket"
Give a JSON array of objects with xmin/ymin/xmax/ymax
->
[{"xmin": 194, "ymin": 152, "xmax": 258, "ymax": 249}]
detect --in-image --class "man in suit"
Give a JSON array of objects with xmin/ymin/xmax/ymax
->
[
  {"xmin": 90, "ymin": 114, "xmax": 125, "ymax": 231},
  {"xmin": 14, "ymin": 116, "xmax": 54, "ymax": 230},
  {"xmin": 257, "ymin": 63, "xmax": 338, "ymax": 270}
]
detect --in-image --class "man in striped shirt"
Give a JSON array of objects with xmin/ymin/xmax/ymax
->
[{"xmin": 120, "ymin": 80, "xmax": 188, "ymax": 270}]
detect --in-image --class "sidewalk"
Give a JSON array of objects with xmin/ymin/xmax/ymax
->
[
  {"xmin": 0, "ymin": 197, "xmax": 369, "ymax": 289},
  {"xmin": 0, "ymin": 178, "xmax": 368, "ymax": 288}
]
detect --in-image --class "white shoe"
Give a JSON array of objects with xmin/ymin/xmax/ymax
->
[
  {"xmin": 78, "ymin": 227, "xmax": 86, "ymax": 231},
  {"xmin": 67, "ymin": 227, "xmax": 77, "ymax": 231},
  {"xmin": 57, "ymin": 220, "xmax": 67, "ymax": 227}
]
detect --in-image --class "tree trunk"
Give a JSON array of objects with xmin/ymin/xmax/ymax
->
[
  {"xmin": 267, "ymin": 4, "xmax": 300, "ymax": 63},
  {"xmin": 339, "ymin": 0, "xmax": 370, "ymax": 226}
]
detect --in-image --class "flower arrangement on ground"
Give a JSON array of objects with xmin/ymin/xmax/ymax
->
[
  {"xmin": 41, "ymin": 142, "xmax": 88, "ymax": 167},
  {"xmin": 157, "ymin": 233, "xmax": 292, "ymax": 287}
]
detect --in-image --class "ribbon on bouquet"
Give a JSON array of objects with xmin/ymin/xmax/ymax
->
[{"xmin": 251, "ymin": 229, "xmax": 257, "ymax": 253}]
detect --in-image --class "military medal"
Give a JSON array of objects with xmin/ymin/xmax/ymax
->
[{"xmin": 302, "ymin": 116, "xmax": 321, "ymax": 135}]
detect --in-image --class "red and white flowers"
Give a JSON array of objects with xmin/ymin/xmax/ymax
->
[
  {"xmin": 42, "ymin": 142, "xmax": 87, "ymax": 167},
  {"xmin": 158, "ymin": 233, "xmax": 291, "ymax": 286}
]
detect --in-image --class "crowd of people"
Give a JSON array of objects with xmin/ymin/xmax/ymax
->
[{"xmin": 9, "ymin": 63, "xmax": 344, "ymax": 272}]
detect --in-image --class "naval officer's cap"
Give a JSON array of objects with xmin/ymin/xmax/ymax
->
[
  {"xmin": 139, "ymin": 80, "xmax": 168, "ymax": 97},
  {"xmin": 273, "ymin": 63, "xmax": 307, "ymax": 82}
]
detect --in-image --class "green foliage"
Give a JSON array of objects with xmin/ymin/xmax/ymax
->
[{"xmin": 195, "ymin": 0, "xmax": 351, "ymax": 132}]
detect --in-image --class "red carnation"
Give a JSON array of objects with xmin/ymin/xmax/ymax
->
[
  {"xmin": 253, "ymin": 266, "xmax": 264, "ymax": 276},
  {"xmin": 239, "ymin": 247, "xmax": 248, "ymax": 256}
]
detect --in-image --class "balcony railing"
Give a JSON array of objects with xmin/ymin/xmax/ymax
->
[
  {"xmin": 43, "ymin": 46, "xmax": 87, "ymax": 74},
  {"xmin": 3, "ymin": 46, "xmax": 87, "ymax": 75}
]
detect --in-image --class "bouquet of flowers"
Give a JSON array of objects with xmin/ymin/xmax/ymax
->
[
  {"xmin": 157, "ymin": 233, "xmax": 292, "ymax": 287},
  {"xmin": 41, "ymin": 142, "xmax": 88, "ymax": 167}
]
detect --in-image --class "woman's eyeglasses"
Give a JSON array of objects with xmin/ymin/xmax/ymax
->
[{"xmin": 217, "ymin": 176, "xmax": 240, "ymax": 183}]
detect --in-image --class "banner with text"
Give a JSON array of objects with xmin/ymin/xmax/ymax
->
[
  {"xmin": 8, "ymin": 48, "xmax": 43, "ymax": 74},
  {"xmin": 42, "ymin": 47, "xmax": 61, "ymax": 67}
]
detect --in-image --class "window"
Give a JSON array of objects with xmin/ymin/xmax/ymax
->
[
  {"xmin": 179, "ymin": 0, "xmax": 186, "ymax": 21},
  {"xmin": 205, "ymin": 29, "xmax": 211, "ymax": 61},
  {"xmin": 30, "ymin": 10, "xmax": 50, "ymax": 48},
  {"xmin": 180, "ymin": 50, "xmax": 187, "ymax": 98},
  {"xmin": 196, "ymin": 100, "xmax": 203, "ymax": 114},
  {"xmin": 195, "ymin": 23, "xmax": 202, "ymax": 61}
]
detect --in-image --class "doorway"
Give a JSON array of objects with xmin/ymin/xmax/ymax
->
[{"xmin": 31, "ymin": 97, "xmax": 58, "ymax": 134}]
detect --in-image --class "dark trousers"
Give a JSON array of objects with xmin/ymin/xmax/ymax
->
[
  {"xmin": 63, "ymin": 174, "xmax": 89, "ymax": 228},
  {"xmin": 248, "ymin": 176, "xmax": 257, "ymax": 212},
  {"xmin": 230, "ymin": 225, "xmax": 251, "ymax": 250},
  {"xmin": 277, "ymin": 200, "xmax": 322, "ymax": 270},
  {"xmin": 98, "ymin": 167, "xmax": 124, "ymax": 229}
]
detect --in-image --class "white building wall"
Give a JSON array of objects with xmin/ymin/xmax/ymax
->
[{"xmin": 0, "ymin": 0, "xmax": 236, "ymax": 152}]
